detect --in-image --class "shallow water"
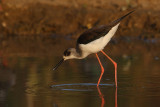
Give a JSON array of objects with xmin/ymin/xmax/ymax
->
[{"xmin": 0, "ymin": 53, "xmax": 160, "ymax": 107}]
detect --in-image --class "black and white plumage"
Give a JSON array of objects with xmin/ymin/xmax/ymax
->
[{"xmin": 53, "ymin": 10, "xmax": 134, "ymax": 87}]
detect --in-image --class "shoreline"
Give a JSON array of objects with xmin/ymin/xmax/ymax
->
[{"xmin": 0, "ymin": 2, "xmax": 160, "ymax": 57}]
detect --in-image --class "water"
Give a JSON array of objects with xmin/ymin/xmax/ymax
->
[{"xmin": 0, "ymin": 54, "xmax": 160, "ymax": 107}]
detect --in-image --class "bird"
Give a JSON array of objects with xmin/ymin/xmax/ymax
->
[{"xmin": 53, "ymin": 10, "xmax": 134, "ymax": 87}]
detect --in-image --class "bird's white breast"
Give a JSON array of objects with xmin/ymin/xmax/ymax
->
[{"xmin": 79, "ymin": 23, "xmax": 120, "ymax": 58}]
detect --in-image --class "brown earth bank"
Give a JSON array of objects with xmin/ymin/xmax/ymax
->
[
  {"xmin": 0, "ymin": 3, "xmax": 160, "ymax": 38},
  {"xmin": 0, "ymin": 2, "xmax": 160, "ymax": 57}
]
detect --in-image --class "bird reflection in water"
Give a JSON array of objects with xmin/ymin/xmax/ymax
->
[
  {"xmin": 97, "ymin": 87, "xmax": 105, "ymax": 107},
  {"xmin": 97, "ymin": 87, "xmax": 118, "ymax": 107},
  {"xmin": 115, "ymin": 88, "xmax": 117, "ymax": 107}
]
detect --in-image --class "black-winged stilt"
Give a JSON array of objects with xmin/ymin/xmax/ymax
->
[{"xmin": 53, "ymin": 10, "xmax": 134, "ymax": 87}]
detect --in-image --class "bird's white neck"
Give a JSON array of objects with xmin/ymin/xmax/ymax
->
[{"xmin": 70, "ymin": 48, "xmax": 88, "ymax": 59}]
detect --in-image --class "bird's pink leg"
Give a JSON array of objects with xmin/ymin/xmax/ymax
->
[
  {"xmin": 95, "ymin": 53, "xmax": 104, "ymax": 87},
  {"xmin": 101, "ymin": 50, "xmax": 117, "ymax": 87}
]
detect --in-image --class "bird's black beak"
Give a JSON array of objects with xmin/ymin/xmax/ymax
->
[{"xmin": 53, "ymin": 58, "xmax": 64, "ymax": 70}]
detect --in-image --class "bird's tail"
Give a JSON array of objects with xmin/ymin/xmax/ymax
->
[{"xmin": 108, "ymin": 10, "xmax": 135, "ymax": 27}]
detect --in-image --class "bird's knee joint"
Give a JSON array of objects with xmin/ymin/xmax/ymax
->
[
  {"xmin": 102, "ymin": 68, "xmax": 104, "ymax": 72},
  {"xmin": 114, "ymin": 62, "xmax": 117, "ymax": 66}
]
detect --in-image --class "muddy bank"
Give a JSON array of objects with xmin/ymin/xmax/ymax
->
[
  {"xmin": 4, "ymin": 0, "xmax": 160, "ymax": 11},
  {"xmin": 0, "ymin": 3, "xmax": 160, "ymax": 38},
  {"xmin": 0, "ymin": 3, "xmax": 160, "ymax": 57}
]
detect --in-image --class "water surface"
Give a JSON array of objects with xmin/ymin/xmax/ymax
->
[{"xmin": 0, "ymin": 53, "xmax": 160, "ymax": 107}]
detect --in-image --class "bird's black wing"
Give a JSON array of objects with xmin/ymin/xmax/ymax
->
[
  {"xmin": 108, "ymin": 10, "xmax": 134, "ymax": 27},
  {"xmin": 77, "ymin": 10, "xmax": 135, "ymax": 44},
  {"xmin": 77, "ymin": 25, "xmax": 111, "ymax": 44}
]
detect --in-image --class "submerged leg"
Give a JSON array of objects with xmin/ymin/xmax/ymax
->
[
  {"xmin": 95, "ymin": 53, "xmax": 104, "ymax": 87},
  {"xmin": 101, "ymin": 50, "xmax": 117, "ymax": 87}
]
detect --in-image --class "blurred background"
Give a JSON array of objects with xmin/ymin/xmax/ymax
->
[{"xmin": 0, "ymin": 0, "xmax": 160, "ymax": 107}]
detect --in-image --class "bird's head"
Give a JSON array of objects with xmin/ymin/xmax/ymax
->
[
  {"xmin": 63, "ymin": 48, "xmax": 77, "ymax": 60},
  {"xmin": 53, "ymin": 48, "xmax": 77, "ymax": 70}
]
